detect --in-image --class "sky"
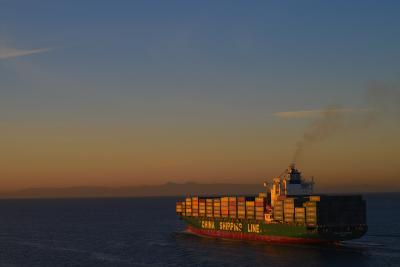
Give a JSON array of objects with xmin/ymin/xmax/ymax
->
[{"xmin": 0, "ymin": 1, "xmax": 399, "ymax": 191}]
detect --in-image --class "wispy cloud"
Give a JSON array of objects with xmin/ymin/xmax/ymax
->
[
  {"xmin": 0, "ymin": 46, "xmax": 51, "ymax": 60},
  {"xmin": 273, "ymin": 108, "xmax": 369, "ymax": 118}
]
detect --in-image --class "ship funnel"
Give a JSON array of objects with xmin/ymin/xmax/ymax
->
[
  {"xmin": 286, "ymin": 164, "xmax": 301, "ymax": 184},
  {"xmin": 288, "ymin": 164, "xmax": 297, "ymax": 174}
]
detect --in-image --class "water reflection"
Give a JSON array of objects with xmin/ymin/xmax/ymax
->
[{"xmin": 173, "ymin": 231, "xmax": 373, "ymax": 267}]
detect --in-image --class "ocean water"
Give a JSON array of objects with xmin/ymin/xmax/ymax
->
[{"xmin": 0, "ymin": 193, "xmax": 398, "ymax": 267}]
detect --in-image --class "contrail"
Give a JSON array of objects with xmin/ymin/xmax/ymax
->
[{"xmin": 0, "ymin": 46, "xmax": 51, "ymax": 60}]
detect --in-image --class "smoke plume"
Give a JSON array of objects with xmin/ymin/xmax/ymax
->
[
  {"xmin": 292, "ymin": 106, "xmax": 344, "ymax": 163},
  {"xmin": 291, "ymin": 82, "xmax": 400, "ymax": 164}
]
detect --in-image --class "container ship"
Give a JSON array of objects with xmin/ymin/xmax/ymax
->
[{"xmin": 176, "ymin": 165, "xmax": 367, "ymax": 244}]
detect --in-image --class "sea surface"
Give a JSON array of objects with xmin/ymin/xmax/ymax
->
[{"xmin": 0, "ymin": 193, "xmax": 398, "ymax": 267}]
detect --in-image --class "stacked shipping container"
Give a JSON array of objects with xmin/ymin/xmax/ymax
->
[
  {"xmin": 255, "ymin": 197, "xmax": 265, "ymax": 221},
  {"xmin": 176, "ymin": 202, "xmax": 182, "ymax": 213},
  {"xmin": 182, "ymin": 201, "xmax": 186, "ymax": 216},
  {"xmin": 221, "ymin": 197, "xmax": 229, "ymax": 218},
  {"xmin": 246, "ymin": 200, "xmax": 255, "ymax": 219},
  {"xmin": 176, "ymin": 195, "xmax": 319, "ymax": 225},
  {"xmin": 229, "ymin": 197, "xmax": 237, "ymax": 218},
  {"xmin": 237, "ymin": 197, "xmax": 246, "ymax": 219},
  {"xmin": 213, "ymin": 199, "xmax": 221, "ymax": 218},
  {"xmin": 317, "ymin": 196, "xmax": 365, "ymax": 225},
  {"xmin": 192, "ymin": 197, "xmax": 199, "ymax": 217},
  {"xmin": 206, "ymin": 199, "xmax": 213, "ymax": 218},
  {"xmin": 199, "ymin": 199, "xmax": 206, "ymax": 217},
  {"xmin": 270, "ymin": 196, "xmax": 319, "ymax": 225},
  {"xmin": 273, "ymin": 200, "xmax": 284, "ymax": 221},
  {"xmin": 284, "ymin": 198, "xmax": 294, "ymax": 223},
  {"xmin": 304, "ymin": 201, "xmax": 317, "ymax": 226},
  {"xmin": 295, "ymin": 207, "xmax": 305, "ymax": 224},
  {"xmin": 176, "ymin": 194, "xmax": 366, "ymax": 234},
  {"xmin": 185, "ymin": 197, "xmax": 192, "ymax": 216}
]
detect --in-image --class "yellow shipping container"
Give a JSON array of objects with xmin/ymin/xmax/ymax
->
[
  {"xmin": 246, "ymin": 201, "xmax": 255, "ymax": 206},
  {"xmin": 303, "ymin": 201, "xmax": 317, "ymax": 207},
  {"xmin": 309, "ymin": 196, "xmax": 320, "ymax": 202}
]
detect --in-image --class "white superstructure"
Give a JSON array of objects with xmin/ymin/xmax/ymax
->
[{"xmin": 270, "ymin": 164, "xmax": 314, "ymax": 206}]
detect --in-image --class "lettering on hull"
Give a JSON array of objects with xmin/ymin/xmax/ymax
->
[
  {"xmin": 200, "ymin": 219, "xmax": 261, "ymax": 233},
  {"xmin": 219, "ymin": 221, "xmax": 243, "ymax": 232},
  {"xmin": 247, "ymin": 224, "xmax": 260, "ymax": 233},
  {"xmin": 201, "ymin": 220, "xmax": 215, "ymax": 230}
]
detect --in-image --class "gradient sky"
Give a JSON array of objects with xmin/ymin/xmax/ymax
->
[{"xmin": 1, "ymin": 1, "xmax": 399, "ymax": 191}]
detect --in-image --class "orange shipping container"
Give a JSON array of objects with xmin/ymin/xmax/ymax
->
[{"xmin": 213, "ymin": 199, "xmax": 221, "ymax": 217}]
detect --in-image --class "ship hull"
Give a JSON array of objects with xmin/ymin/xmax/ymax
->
[
  {"xmin": 181, "ymin": 216, "xmax": 367, "ymax": 244},
  {"xmin": 186, "ymin": 226, "xmax": 329, "ymax": 244}
]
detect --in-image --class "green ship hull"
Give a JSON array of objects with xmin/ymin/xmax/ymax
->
[{"xmin": 181, "ymin": 216, "xmax": 367, "ymax": 244}]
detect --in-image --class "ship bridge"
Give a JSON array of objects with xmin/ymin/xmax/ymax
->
[
  {"xmin": 270, "ymin": 165, "xmax": 314, "ymax": 205},
  {"xmin": 284, "ymin": 164, "xmax": 314, "ymax": 195}
]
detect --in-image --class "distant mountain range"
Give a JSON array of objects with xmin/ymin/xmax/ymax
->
[
  {"xmin": 0, "ymin": 182, "xmax": 397, "ymax": 199},
  {"xmin": 0, "ymin": 182, "xmax": 262, "ymax": 199}
]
